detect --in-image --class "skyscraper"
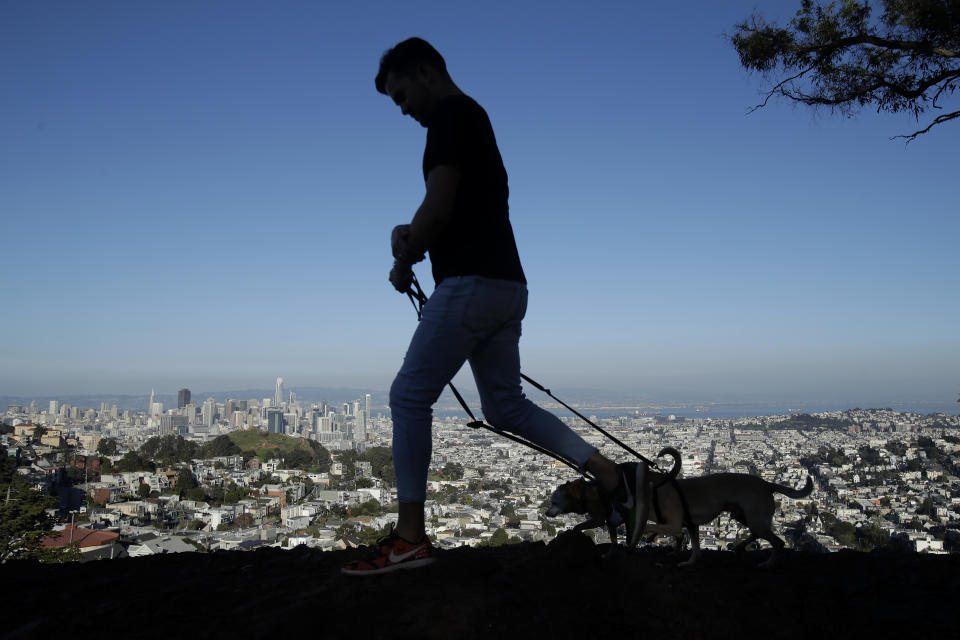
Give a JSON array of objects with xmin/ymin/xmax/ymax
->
[
  {"xmin": 148, "ymin": 389, "xmax": 155, "ymax": 413},
  {"xmin": 275, "ymin": 377, "xmax": 285, "ymax": 409},
  {"xmin": 266, "ymin": 408, "xmax": 284, "ymax": 434},
  {"xmin": 202, "ymin": 397, "xmax": 216, "ymax": 427},
  {"xmin": 178, "ymin": 388, "xmax": 191, "ymax": 409},
  {"xmin": 224, "ymin": 398, "xmax": 238, "ymax": 421}
]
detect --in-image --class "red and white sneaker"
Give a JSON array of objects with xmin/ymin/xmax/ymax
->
[{"xmin": 341, "ymin": 527, "xmax": 436, "ymax": 576}]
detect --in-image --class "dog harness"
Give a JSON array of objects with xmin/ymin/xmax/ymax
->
[{"xmin": 651, "ymin": 475, "xmax": 694, "ymax": 531}]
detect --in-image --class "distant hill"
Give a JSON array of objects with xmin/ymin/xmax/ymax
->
[
  {"xmin": 226, "ymin": 429, "xmax": 322, "ymax": 461},
  {"xmin": 2, "ymin": 535, "xmax": 956, "ymax": 638}
]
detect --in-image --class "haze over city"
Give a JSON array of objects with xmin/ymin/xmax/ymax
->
[{"xmin": 2, "ymin": 1, "xmax": 957, "ymax": 408}]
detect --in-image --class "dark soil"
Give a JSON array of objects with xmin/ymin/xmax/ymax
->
[{"xmin": 3, "ymin": 533, "xmax": 957, "ymax": 639}]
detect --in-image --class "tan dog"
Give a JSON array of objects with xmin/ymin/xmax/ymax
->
[
  {"xmin": 545, "ymin": 448, "xmax": 681, "ymax": 554},
  {"xmin": 633, "ymin": 471, "xmax": 814, "ymax": 568}
]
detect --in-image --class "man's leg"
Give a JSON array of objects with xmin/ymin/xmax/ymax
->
[
  {"xmin": 389, "ymin": 277, "xmax": 477, "ymax": 542},
  {"xmin": 466, "ymin": 281, "xmax": 607, "ymax": 479}
]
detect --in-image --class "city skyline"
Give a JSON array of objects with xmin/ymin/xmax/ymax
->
[{"xmin": 2, "ymin": 1, "xmax": 957, "ymax": 404}]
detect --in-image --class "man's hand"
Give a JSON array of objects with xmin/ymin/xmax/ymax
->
[
  {"xmin": 391, "ymin": 224, "xmax": 425, "ymax": 265},
  {"xmin": 389, "ymin": 260, "xmax": 414, "ymax": 293}
]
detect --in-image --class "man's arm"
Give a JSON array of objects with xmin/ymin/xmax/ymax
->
[{"xmin": 406, "ymin": 164, "xmax": 461, "ymax": 256}]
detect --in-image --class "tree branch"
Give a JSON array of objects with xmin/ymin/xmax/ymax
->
[
  {"xmin": 891, "ymin": 109, "xmax": 960, "ymax": 142},
  {"xmin": 748, "ymin": 67, "xmax": 815, "ymax": 113},
  {"xmin": 872, "ymin": 68, "xmax": 960, "ymax": 101},
  {"xmin": 795, "ymin": 34, "xmax": 958, "ymax": 59},
  {"xmin": 768, "ymin": 67, "xmax": 959, "ymax": 109}
]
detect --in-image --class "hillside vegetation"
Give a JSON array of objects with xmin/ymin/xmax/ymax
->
[{"xmin": 227, "ymin": 429, "xmax": 330, "ymax": 471}]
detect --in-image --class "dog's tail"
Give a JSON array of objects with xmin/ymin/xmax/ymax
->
[
  {"xmin": 767, "ymin": 476, "xmax": 814, "ymax": 499},
  {"xmin": 656, "ymin": 447, "xmax": 682, "ymax": 479}
]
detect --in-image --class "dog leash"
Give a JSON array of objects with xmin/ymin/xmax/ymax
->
[{"xmin": 402, "ymin": 273, "xmax": 670, "ymax": 474}]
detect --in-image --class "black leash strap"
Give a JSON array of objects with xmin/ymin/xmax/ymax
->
[
  {"xmin": 403, "ymin": 273, "xmax": 666, "ymax": 472},
  {"xmin": 452, "ymin": 381, "xmax": 589, "ymax": 477},
  {"xmin": 406, "ymin": 276, "xmax": 428, "ymax": 320},
  {"xmin": 519, "ymin": 373, "xmax": 660, "ymax": 469}
]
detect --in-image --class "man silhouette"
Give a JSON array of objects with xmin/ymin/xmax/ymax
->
[{"xmin": 342, "ymin": 38, "xmax": 640, "ymax": 575}]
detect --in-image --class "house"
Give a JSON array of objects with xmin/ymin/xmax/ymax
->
[
  {"xmin": 264, "ymin": 484, "xmax": 288, "ymax": 507},
  {"xmin": 68, "ymin": 455, "xmax": 101, "ymax": 473},
  {"xmin": 41, "ymin": 524, "xmax": 124, "ymax": 561},
  {"xmin": 90, "ymin": 484, "xmax": 124, "ymax": 506},
  {"xmin": 128, "ymin": 535, "xmax": 198, "ymax": 556}
]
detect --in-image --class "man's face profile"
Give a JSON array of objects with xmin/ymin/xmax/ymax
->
[{"xmin": 384, "ymin": 69, "xmax": 431, "ymax": 127}]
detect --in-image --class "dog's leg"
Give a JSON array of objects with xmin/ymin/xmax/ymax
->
[
  {"xmin": 732, "ymin": 533, "xmax": 758, "ymax": 554},
  {"xmin": 603, "ymin": 521, "xmax": 620, "ymax": 557},
  {"xmin": 572, "ymin": 517, "xmax": 606, "ymax": 534},
  {"xmin": 673, "ymin": 532, "xmax": 685, "ymax": 553},
  {"xmin": 756, "ymin": 531, "xmax": 785, "ymax": 569},
  {"xmin": 678, "ymin": 526, "xmax": 701, "ymax": 567}
]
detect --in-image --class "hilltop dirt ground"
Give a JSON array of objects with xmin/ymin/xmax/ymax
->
[{"xmin": 3, "ymin": 533, "xmax": 957, "ymax": 639}]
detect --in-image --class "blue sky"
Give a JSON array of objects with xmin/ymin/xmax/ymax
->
[{"xmin": 2, "ymin": 1, "xmax": 957, "ymax": 407}]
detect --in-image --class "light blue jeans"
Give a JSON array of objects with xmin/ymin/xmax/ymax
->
[{"xmin": 390, "ymin": 275, "xmax": 597, "ymax": 503}]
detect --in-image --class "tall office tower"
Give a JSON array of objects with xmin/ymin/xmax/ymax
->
[
  {"xmin": 365, "ymin": 393, "xmax": 372, "ymax": 416},
  {"xmin": 202, "ymin": 397, "xmax": 216, "ymax": 427},
  {"xmin": 289, "ymin": 391, "xmax": 296, "ymax": 406},
  {"xmin": 343, "ymin": 402, "xmax": 351, "ymax": 416},
  {"xmin": 275, "ymin": 377, "xmax": 285, "ymax": 408},
  {"xmin": 100, "ymin": 402, "xmax": 110, "ymax": 413},
  {"xmin": 178, "ymin": 388, "xmax": 191, "ymax": 409},
  {"xmin": 49, "ymin": 400, "xmax": 59, "ymax": 416},
  {"xmin": 224, "ymin": 399, "xmax": 238, "ymax": 421},
  {"xmin": 352, "ymin": 400, "xmax": 360, "ymax": 417},
  {"xmin": 266, "ymin": 408, "xmax": 284, "ymax": 434},
  {"xmin": 148, "ymin": 389, "xmax": 155, "ymax": 413},
  {"xmin": 183, "ymin": 403, "xmax": 196, "ymax": 422},
  {"xmin": 110, "ymin": 404, "xmax": 119, "ymax": 419},
  {"xmin": 356, "ymin": 410, "xmax": 367, "ymax": 443}
]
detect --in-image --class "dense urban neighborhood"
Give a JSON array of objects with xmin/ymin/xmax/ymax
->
[{"xmin": 3, "ymin": 392, "xmax": 959, "ymax": 563}]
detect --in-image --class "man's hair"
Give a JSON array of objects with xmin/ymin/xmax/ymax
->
[{"xmin": 375, "ymin": 37, "xmax": 448, "ymax": 94}]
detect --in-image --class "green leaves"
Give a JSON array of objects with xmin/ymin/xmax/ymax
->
[
  {"xmin": 732, "ymin": 0, "xmax": 960, "ymax": 139},
  {"xmin": 0, "ymin": 457, "xmax": 60, "ymax": 562}
]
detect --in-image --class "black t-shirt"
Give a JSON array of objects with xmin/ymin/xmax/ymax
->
[{"xmin": 422, "ymin": 94, "xmax": 526, "ymax": 286}]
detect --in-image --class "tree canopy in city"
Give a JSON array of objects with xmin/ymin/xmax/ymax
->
[
  {"xmin": 0, "ymin": 455, "xmax": 60, "ymax": 562},
  {"xmin": 731, "ymin": 0, "xmax": 960, "ymax": 141},
  {"xmin": 139, "ymin": 434, "xmax": 198, "ymax": 464},
  {"xmin": 96, "ymin": 437, "xmax": 119, "ymax": 456},
  {"xmin": 197, "ymin": 435, "xmax": 242, "ymax": 458}
]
